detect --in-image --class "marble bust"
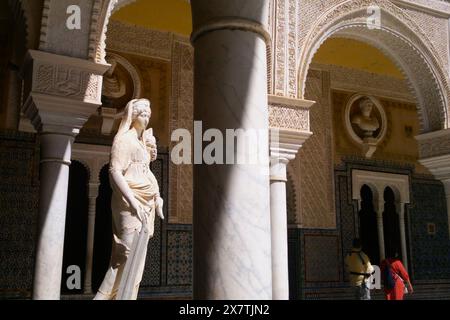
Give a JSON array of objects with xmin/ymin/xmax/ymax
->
[
  {"xmin": 94, "ymin": 98, "xmax": 164, "ymax": 300},
  {"xmin": 351, "ymin": 98, "xmax": 380, "ymax": 138}
]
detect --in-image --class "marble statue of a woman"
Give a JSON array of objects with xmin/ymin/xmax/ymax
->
[{"xmin": 94, "ymin": 98, "xmax": 164, "ymax": 300}]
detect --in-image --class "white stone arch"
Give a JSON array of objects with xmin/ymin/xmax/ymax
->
[
  {"xmin": 352, "ymin": 170, "xmax": 410, "ymax": 206},
  {"xmin": 297, "ymin": 0, "xmax": 450, "ymax": 133},
  {"xmin": 70, "ymin": 158, "xmax": 92, "ymax": 182},
  {"xmin": 358, "ymin": 182, "xmax": 380, "ymax": 210},
  {"xmin": 9, "ymin": 0, "xmax": 43, "ymax": 54}
]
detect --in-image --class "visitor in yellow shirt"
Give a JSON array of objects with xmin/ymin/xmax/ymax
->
[{"xmin": 345, "ymin": 238, "xmax": 374, "ymax": 300}]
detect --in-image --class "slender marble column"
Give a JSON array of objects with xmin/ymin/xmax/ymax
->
[
  {"xmin": 397, "ymin": 203, "xmax": 408, "ymax": 270},
  {"xmin": 83, "ymin": 182, "xmax": 99, "ymax": 294},
  {"xmin": 22, "ymin": 50, "xmax": 109, "ymax": 299},
  {"xmin": 376, "ymin": 200, "xmax": 386, "ymax": 262},
  {"xmin": 268, "ymin": 126, "xmax": 311, "ymax": 300},
  {"xmin": 270, "ymin": 156, "xmax": 289, "ymax": 300},
  {"xmin": 191, "ymin": 0, "xmax": 272, "ymax": 299},
  {"xmin": 33, "ymin": 131, "xmax": 75, "ymax": 300}
]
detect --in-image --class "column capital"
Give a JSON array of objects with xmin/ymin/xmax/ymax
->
[
  {"xmin": 419, "ymin": 153, "xmax": 450, "ymax": 183},
  {"xmin": 21, "ymin": 50, "xmax": 110, "ymax": 135},
  {"xmin": 191, "ymin": 0, "xmax": 270, "ymax": 44},
  {"xmin": 269, "ymin": 93, "xmax": 314, "ymax": 161},
  {"xmin": 416, "ymin": 128, "xmax": 450, "ymax": 159},
  {"xmin": 270, "ymin": 128, "xmax": 312, "ymax": 162}
]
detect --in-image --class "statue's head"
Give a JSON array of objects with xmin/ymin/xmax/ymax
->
[
  {"xmin": 116, "ymin": 98, "xmax": 152, "ymax": 137},
  {"xmin": 359, "ymin": 98, "xmax": 374, "ymax": 117},
  {"xmin": 131, "ymin": 98, "xmax": 151, "ymax": 130}
]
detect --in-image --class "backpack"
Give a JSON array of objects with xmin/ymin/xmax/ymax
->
[{"xmin": 383, "ymin": 261, "xmax": 396, "ymax": 290}]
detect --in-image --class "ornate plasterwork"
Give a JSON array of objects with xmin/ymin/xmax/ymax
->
[
  {"xmin": 297, "ymin": 0, "xmax": 450, "ymax": 133},
  {"xmin": 312, "ymin": 63, "xmax": 414, "ymax": 102},
  {"xmin": 294, "ymin": 70, "xmax": 336, "ymax": 229},
  {"xmin": 272, "ymin": 0, "xmax": 299, "ymax": 97},
  {"xmin": 169, "ymin": 40, "xmax": 194, "ymax": 225},
  {"xmin": 106, "ymin": 20, "xmax": 174, "ymax": 61},
  {"xmin": 21, "ymin": 50, "xmax": 109, "ymax": 133},
  {"xmin": 268, "ymin": 95, "xmax": 312, "ymax": 132}
]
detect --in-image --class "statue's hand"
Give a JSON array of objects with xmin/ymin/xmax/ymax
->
[
  {"xmin": 130, "ymin": 199, "xmax": 145, "ymax": 222},
  {"xmin": 150, "ymin": 147, "xmax": 157, "ymax": 161},
  {"xmin": 156, "ymin": 197, "xmax": 164, "ymax": 220}
]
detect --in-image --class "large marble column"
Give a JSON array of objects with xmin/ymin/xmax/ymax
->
[
  {"xmin": 191, "ymin": 0, "xmax": 273, "ymax": 299},
  {"xmin": 269, "ymin": 127, "xmax": 312, "ymax": 300},
  {"xmin": 32, "ymin": 131, "xmax": 74, "ymax": 299},
  {"xmin": 22, "ymin": 50, "xmax": 108, "ymax": 299}
]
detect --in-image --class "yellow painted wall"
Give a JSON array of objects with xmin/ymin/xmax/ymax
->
[
  {"xmin": 313, "ymin": 38, "xmax": 404, "ymax": 79},
  {"xmin": 111, "ymin": 0, "xmax": 192, "ymax": 36}
]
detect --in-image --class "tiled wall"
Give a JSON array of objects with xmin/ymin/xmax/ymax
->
[{"xmin": 0, "ymin": 131, "xmax": 39, "ymax": 298}]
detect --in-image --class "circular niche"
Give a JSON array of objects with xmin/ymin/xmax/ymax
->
[
  {"xmin": 344, "ymin": 94, "xmax": 387, "ymax": 158},
  {"xmin": 102, "ymin": 52, "xmax": 142, "ymax": 110}
]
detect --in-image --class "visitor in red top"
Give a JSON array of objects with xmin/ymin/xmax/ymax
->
[{"xmin": 380, "ymin": 253, "xmax": 414, "ymax": 300}]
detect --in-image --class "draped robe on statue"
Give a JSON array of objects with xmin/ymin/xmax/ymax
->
[{"xmin": 96, "ymin": 130, "xmax": 160, "ymax": 300}]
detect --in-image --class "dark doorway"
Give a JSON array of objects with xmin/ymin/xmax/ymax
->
[
  {"xmin": 359, "ymin": 185, "xmax": 380, "ymax": 264},
  {"xmin": 61, "ymin": 161, "xmax": 89, "ymax": 294},
  {"xmin": 383, "ymin": 187, "xmax": 402, "ymax": 260},
  {"xmin": 92, "ymin": 164, "xmax": 113, "ymax": 293}
]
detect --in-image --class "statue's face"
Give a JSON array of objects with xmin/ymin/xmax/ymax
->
[
  {"xmin": 133, "ymin": 101, "xmax": 151, "ymax": 130},
  {"xmin": 360, "ymin": 100, "xmax": 373, "ymax": 116}
]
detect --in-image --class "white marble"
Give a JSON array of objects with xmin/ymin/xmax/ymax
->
[
  {"xmin": 83, "ymin": 183, "xmax": 99, "ymax": 294},
  {"xmin": 376, "ymin": 202, "xmax": 386, "ymax": 262},
  {"xmin": 269, "ymin": 158, "xmax": 289, "ymax": 300},
  {"xmin": 397, "ymin": 203, "xmax": 409, "ymax": 270},
  {"xmin": 94, "ymin": 99, "xmax": 164, "ymax": 300},
  {"xmin": 192, "ymin": 0, "xmax": 272, "ymax": 299},
  {"xmin": 33, "ymin": 133, "xmax": 74, "ymax": 300}
]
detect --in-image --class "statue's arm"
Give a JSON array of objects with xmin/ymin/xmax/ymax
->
[
  {"xmin": 110, "ymin": 138, "xmax": 143, "ymax": 220},
  {"xmin": 144, "ymin": 128, "xmax": 157, "ymax": 161}
]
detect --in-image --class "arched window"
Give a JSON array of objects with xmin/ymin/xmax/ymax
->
[
  {"xmin": 383, "ymin": 187, "xmax": 402, "ymax": 260},
  {"xmin": 359, "ymin": 185, "xmax": 380, "ymax": 264}
]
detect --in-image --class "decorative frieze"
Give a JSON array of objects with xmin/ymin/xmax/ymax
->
[
  {"xmin": 21, "ymin": 50, "xmax": 109, "ymax": 133},
  {"xmin": 268, "ymin": 95, "xmax": 313, "ymax": 132}
]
